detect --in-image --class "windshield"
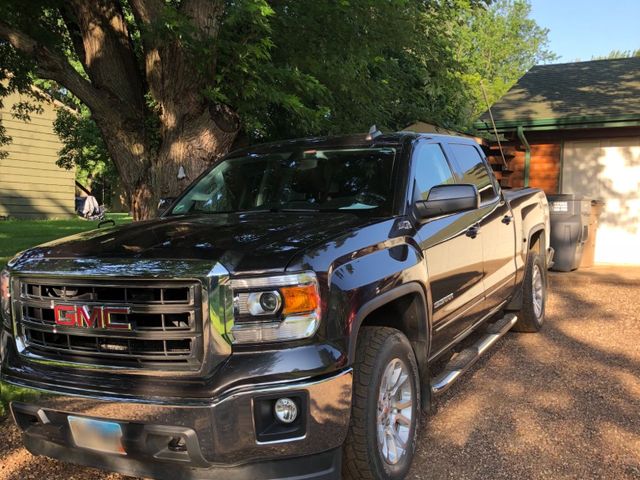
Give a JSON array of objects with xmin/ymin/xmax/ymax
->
[{"xmin": 170, "ymin": 147, "xmax": 397, "ymax": 216}]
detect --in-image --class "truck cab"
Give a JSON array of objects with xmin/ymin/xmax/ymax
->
[{"xmin": 1, "ymin": 132, "xmax": 551, "ymax": 480}]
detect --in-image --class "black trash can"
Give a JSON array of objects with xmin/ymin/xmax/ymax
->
[{"xmin": 547, "ymin": 194, "xmax": 592, "ymax": 272}]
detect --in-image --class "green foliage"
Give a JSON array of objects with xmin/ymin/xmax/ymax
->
[
  {"xmin": 212, "ymin": 0, "xmax": 479, "ymax": 139},
  {"xmin": 0, "ymin": 39, "xmax": 48, "ymax": 158},
  {"xmin": 212, "ymin": 0, "xmax": 327, "ymax": 137},
  {"xmin": 264, "ymin": 1, "xmax": 470, "ymax": 135},
  {"xmin": 53, "ymin": 106, "xmax": 118, "ymax": 189},
  {"xmin": 0, "ymin": 0, "xmax": 555, "ymax": 174},
  {"xmin": 456, "ymin": 0, "xmax": 557, "ymax": 118},
  {"xmin": 591, "ymin": 49, "xmax": 640, "ymax": 60}
]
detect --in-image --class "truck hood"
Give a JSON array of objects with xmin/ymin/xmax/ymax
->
[{"xmin": 13, "ymin": 212, "xmax": 376, "ymax": 275}]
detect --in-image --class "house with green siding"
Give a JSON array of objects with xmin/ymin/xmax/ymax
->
[{"xmin": 0, "ymin": 90, "xmax": 76, "ymax": 219}]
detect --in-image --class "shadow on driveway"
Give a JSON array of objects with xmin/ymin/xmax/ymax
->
[{"xmin": 410, "ymin": 266, "xmax": 640, "ymax": 480}]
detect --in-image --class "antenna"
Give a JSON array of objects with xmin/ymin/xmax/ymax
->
[
  {"xmin": 480, "ymin": 82, "xmax": 507, "ymax": 169},
  {"xmin": 366, "ymin": 125, "xmax": 382, "ymax": 140}
]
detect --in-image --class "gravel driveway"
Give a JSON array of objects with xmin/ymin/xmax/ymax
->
[{"xmin": 1, "ymin": 266, "xmax": 639, "ymax": 480}]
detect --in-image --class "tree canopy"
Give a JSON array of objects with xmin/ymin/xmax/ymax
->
[
  {"xmin": 455, "ymin": 0, "xmax": 556, "ymax": 117},
  {"xmin": 591, "ymin": 48, "xmax": 640, "ymax": 60},
  {"xmin": 0, "ymin": 0, "xmax": 553, "ymax": 218}
]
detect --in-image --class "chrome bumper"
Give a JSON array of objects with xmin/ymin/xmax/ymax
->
[{"xmin": 2, "ymin": 369, "xmax": 352, "ymax": 469}]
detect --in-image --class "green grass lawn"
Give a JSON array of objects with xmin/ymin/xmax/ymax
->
[
  {"xmin": 0, "ymin": 213, "xmax": 131, "ymax": 266},
  {"xmin": 0, "ymin": 213, "xmax": 132, "ymax": 416}
]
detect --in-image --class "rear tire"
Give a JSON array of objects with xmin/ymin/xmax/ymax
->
[
  {"xmin": 343, "ymin": 327, "xmax": 420, "ymax": 480},
  {"xmin": 513, "ymin": 251, "xmax": 546, "ymax": 332}
]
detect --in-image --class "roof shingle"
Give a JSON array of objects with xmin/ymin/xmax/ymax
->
[{"xmin": 479, "ymin": 57, "xmax": 640, "ymax": 126}]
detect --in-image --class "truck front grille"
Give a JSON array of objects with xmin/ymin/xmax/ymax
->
[{"xmin": 14, "ymin": 278, "xmax": 203, "ymax": 370}]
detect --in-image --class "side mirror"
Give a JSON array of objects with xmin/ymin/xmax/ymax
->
[
  {"xmin": 415, "ymin": 184, "xmax": 479, "ymax": 220},
  {"xmin": 158, "ymin": 197, "xmax": 176, "ymax": 215}
]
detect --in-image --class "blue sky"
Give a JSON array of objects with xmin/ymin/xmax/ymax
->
[{"xmin": 530, "ymin": 0, "xmax": 640, "ymax": 63}]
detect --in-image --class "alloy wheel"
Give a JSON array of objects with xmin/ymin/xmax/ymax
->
[
  {"xmin": 376, "ymin": 358, "xmax": 414, "ymax": 465},
  {"xmin": 532, "ymin": 263, "xmax": 544, "ymax": 319}
]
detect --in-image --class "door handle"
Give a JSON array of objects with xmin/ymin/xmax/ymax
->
[
  {"xmin": 502, "ymin": 215, "xmax": 513, "ymax": 225},
  {"xmin": 466, "ymin": 225, "xmax": 480, "ymax": 239}
]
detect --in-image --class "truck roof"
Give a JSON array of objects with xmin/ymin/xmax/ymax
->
[{"xmin": 228, "ymin": 132, "xmax": 477, "ymax": 158}]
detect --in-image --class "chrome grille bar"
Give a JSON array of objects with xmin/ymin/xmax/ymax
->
[{"xmin": 14, "ymin": 277, "xmax": 203, "ymax": 370}]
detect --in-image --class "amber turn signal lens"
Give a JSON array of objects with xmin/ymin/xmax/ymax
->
[{"xmin": 281, "ymin": 284, "xmax": 319, "ymax": 315}]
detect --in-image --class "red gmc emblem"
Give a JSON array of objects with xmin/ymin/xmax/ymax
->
[{"xmin": 53, "ymin": 305, "xmax": 132, "ymax": 330}]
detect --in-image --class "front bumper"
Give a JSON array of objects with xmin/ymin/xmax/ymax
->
[{"xmin": 2, "ymin": 369, "xmax": 352, "ymax": 480}]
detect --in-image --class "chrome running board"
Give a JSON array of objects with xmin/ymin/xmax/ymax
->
[{"xmin": 430, "ymin": 313, "xmax": 518, "ymax": 396}]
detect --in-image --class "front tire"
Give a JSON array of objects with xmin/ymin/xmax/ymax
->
[
  {"xmin": 343, "ymin": 327, "xmax": 420, "ymax": 480},
  {"xmin": 513, "ymin": 251, "xmax": 547, "ymax": 332}
]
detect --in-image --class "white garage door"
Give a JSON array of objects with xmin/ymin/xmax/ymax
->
[{"xmin": 562, "ymin": 137, "xmax": 640, "ymax": 264}]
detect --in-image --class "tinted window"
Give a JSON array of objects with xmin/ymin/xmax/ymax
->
[
  {"xmin": 170, "ymin": 147, "xmax": 396, "ymax": 216},
  {"xmin": 449, "ymin": 144, "xmax": 497, "ymax": 203},
  {"xmin": 413, "ymin": 143, "xmax": 455, "ymax": 201}
]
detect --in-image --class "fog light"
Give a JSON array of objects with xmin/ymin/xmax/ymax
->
[
  {"xmin": 168, "ymin": 436, "xmax": 187, "ymax": 452},
  {"xmin": 274, "ymin": 397, "xmax": 298, "ymax": 424}
]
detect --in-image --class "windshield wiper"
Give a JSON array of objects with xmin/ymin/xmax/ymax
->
[
  {"xmin": 227, "ymin": 208, "xmax": 320, "ymax": 214},
  {"xmin": 276, "ymin": 208, "xmax": 320, "ymax": 213},
  {"xmin": 181, "ymin": 207, "xmax": 321, "ymax": 215}
]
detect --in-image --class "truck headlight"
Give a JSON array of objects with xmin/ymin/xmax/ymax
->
[
  {"xmin": 1, "ymin": 269, "xmax": 11, "ymax": 324},
  {"xmin": 230, "ymin": 272, "xmax": 321, "ymax": 344}
]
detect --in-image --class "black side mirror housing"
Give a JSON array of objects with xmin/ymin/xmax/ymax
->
[
  {"xmin": 158, "ymin": 197, "xmax": 176, "ymax": 215},
  {"xmin": 415, "ymin": 184, "xmax": 479, "ymax": 221}
]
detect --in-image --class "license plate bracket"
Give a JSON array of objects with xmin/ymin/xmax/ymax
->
[{"xmin": 68, "ymin": 415, "xmax": 126, "ymax": 455}]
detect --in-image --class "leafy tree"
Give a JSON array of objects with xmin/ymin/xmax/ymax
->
[
  {"xmin": 0, "ymin": 0, "xmax": 485, "ymax": 218},
  {"xmin": 591, "ymin": 49, "xmax": 640, "ymax": 60},
  {"xmin": 456, "ymin": 0, "xmax": 556, "ymax": 118},
  {"xmin": 53, "ymin": 106, "xmax": 119, "ymax": 196},
  {"xmin": 264, "ymin": 1, "xmax": 476, "ymax": 135},
  {"xmin": 1, "ymin": 1, "xmax": 554, "ymax": 218}
]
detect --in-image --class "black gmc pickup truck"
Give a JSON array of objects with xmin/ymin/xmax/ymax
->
[{"xmin": 1, "ymin": 132, "xmax": 552, "ymax": 480}]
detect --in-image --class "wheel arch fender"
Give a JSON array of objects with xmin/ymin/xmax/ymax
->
[
  {"xmin": 508, "ymin": 223, "xmax": 547, "ymax": 311},
  {"xmin": 348, "ymin": 282, "xmax": 430, "ymax": 358}
]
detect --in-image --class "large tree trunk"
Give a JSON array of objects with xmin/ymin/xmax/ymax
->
[
  {"xmin": 96, "ymin": 105, "xmax": 239, "ymax": 220},
  {"xmin": 153, "ymin": 106, "xmax": 239, "ymax": 198},
  {"xmin": 0, "ymin": 0, "xmax": 239, "ymax": 221},
  {"xmin": 128, "ymin": 0, "xmax": 238, "ymax": 219},
  {"xmin": 95, "ymin": 107, "xmax": 239, "ymax": 221}
]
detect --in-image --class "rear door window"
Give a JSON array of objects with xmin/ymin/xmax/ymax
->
[{"xmin": 448, "ymin": 144, "xmax": 498, "ymax": 204}]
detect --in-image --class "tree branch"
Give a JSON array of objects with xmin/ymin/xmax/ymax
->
[
  {"xmin": 178, "ymin": 0, "xmax": 225, "ymax": 87},
  {"xmin": 0, "ymin": 19, "xmax": 38, "ymax": 56},
  {"xmin": 0, "ymin": 19, "xmax": 111, "ymax": 115},
  {"xmin": 65, "ymin": 0, "xmax": 145, "ymax": 114},
  {"xmin": 128, "ymin": 0, "xmax": 165, "ymax": 24},
  {"xmin": 180, "ymin": 0, "xmax": 225, "ymax": 39},
  {"xmin": 59, "ymin": 5, "xmax": 88, "ymax": 69},
  {"xmin": 128, "ymin": 0, "xmax": 165, "ymax": 101}
]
